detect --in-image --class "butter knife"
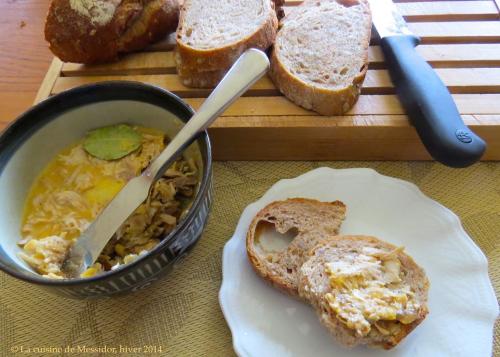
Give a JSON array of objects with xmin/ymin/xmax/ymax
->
[{"xmin": 61, "ymin": 49, "xmax": 270, "ymax": 278}]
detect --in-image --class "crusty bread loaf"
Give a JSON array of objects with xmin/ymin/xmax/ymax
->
[
  {"xmin": 246, "ymin": 198, "xmax": 346, "ymax": 297},
  {"xmin": 270, "ymin": 0, "xmax": 372, "ymax": 115},
  {"xmin": 299, "ymin": 235, "xmax": 429, "ymax": 349},
  {"xmin": 175, "ymin": 0, "xmax": 279, "ymax": 87},
  {"xmin": 45, "ymin": 0, "xmax": 179, "ymax": 64}
]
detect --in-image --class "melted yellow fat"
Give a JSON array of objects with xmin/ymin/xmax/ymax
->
[
  {"xmin": 324, "ymin": 248, "xmax": 419, "ymax": 337},
  {"xmin": 84, "ymin": 177, "xmax": 125, "ymax": 208},
  {"xmin": 21, "ymin": 144, "xmax": 126, "ymax": 240}
]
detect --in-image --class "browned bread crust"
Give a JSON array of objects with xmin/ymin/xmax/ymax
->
[
  {"xmin": 45, "ymin": 0, "xmax": 179, "ymax": 64},
  {"xmin": 246, "ymin": 198, "xmax": 346, "ymax": 297},
  {"xmin": 299, "ymin": 235, "xmax": 430, "ymax": 349}
]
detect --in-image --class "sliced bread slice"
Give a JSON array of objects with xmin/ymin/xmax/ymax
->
[
  {"xmin": 270, "ymin": 0, "xmax": 372, "ymax": 115},
  {"xmin": 298, "ymin": 235, "xmax": 429, "ymax": 349},
  {"xmin": 175, "ymin": 0, "xmax": 279, "ymax": 87},
  {"xmin": 246, "ymin": 198, "xmax": 346, "ymax": 297}
]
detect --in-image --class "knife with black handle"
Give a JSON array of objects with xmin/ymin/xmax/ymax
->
[{"xmin": 369, "ymin": 0, "xmax": 486, "ymax": 168}]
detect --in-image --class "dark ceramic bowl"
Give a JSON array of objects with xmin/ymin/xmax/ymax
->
[{"xmin": 0, "ymin": 82, "xmax": 212, "ymax": 298}]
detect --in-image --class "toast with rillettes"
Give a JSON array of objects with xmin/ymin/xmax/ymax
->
[
  {"xmin": 270, "ymin": 0, "xmax": 372, "ymax": 115},
  {"xmin": 298, "ymin": 235, "xmax": 429, "ymax": 349},
  {"xmin": 246, "ymin": 198, "xmax": 346, "ymax": 297}
]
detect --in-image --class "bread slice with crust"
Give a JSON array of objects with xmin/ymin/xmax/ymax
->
[
  {"xmin": 270, "ymin": 0, "xmax": 372, "ymax": 115},
  {"xmin": 299, "ymin": 235, "xmax": 429, "ymax": 349},
  {"xmin": 175, "ymin": 0, "xmax": 279, "ymax": 87},
  {"xmin": 246, "ymin": 198, "xmax": 346, "ymax": 297}
]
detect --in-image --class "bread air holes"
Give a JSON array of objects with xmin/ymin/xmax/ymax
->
[
  {"xmin": 254, "ymin": 220, "xmax": 298, "ymax": 255},
  {"xmin": 186, "ymin": 27, "xmax": 193, "ymax": 37}
]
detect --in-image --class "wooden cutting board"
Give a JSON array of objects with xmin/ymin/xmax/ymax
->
[{"xmin": 35, "ymin": 0, "xmax": 500, "ymax": 161}]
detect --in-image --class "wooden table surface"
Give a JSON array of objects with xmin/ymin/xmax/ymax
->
[{"xmin": 0, "ymin": 0, "xmax": 51, "ymax": 125}]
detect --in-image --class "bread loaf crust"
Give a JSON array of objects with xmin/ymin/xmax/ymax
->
[
  {"xmin": 118, "ymin": 0, "xmax": 179, "ymax": 52},
  {"xmin": 270, "ymin": 0, "xmax": 372, "ymax": 115},
  {"xmin": 45, "ymin": 0, "xmax": 179, "ymax": 64}
]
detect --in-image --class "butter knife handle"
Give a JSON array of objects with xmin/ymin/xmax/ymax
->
[{"xmin": 381, "ymin": 35, "xmax": 486, "ymax": 168}]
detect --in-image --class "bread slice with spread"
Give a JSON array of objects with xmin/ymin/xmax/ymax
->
[
  {"xmin": 270, "ymin": 0, "xmax": 372, "ymax": 115},
  {"xmin": 246, "ymin": 198, "xmax": 346, "ymax": 297},
  {"xmin": 298, "ymin": 235, "xmax": 429, "ymax": 349}
]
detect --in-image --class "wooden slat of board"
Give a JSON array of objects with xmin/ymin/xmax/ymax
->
[
  {"xmin": 61, "ymin": 53, "xmax": 176, "ymax": 76},
  {"xmin": 34, "ymin": 58, "xmax": 62, "ymax": 104},
  {"xmin": 285, "ymin": 0, "xmax": 499, "ymax": 20},
  {"xmin": 52, "ymin": 75, "xmax": 279, "ymax": 97},
  {"xmin": 407, "ymin": 21, "xmax": 500, "ymax": 43},
  {"xmin": 62, "ymin": 52, "xmax": 177, "ymax": 76},
  {"xmin": 212, "ymin": 115, "xmax": 413, "ymax": 128},
  {"xmin": 183, "ymin": 94, "xmax": 500, "ymax": 116},
  {"xmin": 208, "ymin": 114, "xmax": 500, "ymax": 161},
  {"xmin": 363, "ymin": 68, "xmax": 500, "ymax": 94},
  {"xmin": 52, "ymin": 68, "xmax": 500, "ymax": 96},
  {"xmin": 210, "ymin": 114, "xmax": 500, "ymax": 128},
  {"xmin": 393, "ymin": 0, "xmax": 495, "ymax": 3},
  {"xmin": 61, "ymin": 44, "xmax": 500, "ymax": 76},
  {"xmin": 396, "ymin": 1, "xmax": 499, "ymax": 21},
  {"xmin": 208, "ymin": 124, "xmax": 436, "ymax": 161},
  {"xmin": 369, "ymin": 44, "xmax": 500, "ymax": 68}
]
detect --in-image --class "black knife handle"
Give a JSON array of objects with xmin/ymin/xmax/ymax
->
[{"xmin": 380, "ymin": 35, "xmax": 486, "ymax": 168}]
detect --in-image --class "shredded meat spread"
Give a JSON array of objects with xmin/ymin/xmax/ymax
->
[
  {"xmin": 19, "ymin": 127, "xmax": 198, "ymax": 279},
  {"xmin": 324, "ymin": 247, "xmax": 420, "ymax": 337}
]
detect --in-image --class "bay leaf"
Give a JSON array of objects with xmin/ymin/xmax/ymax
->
[{"xmin": 83, "ymin": 124, "xmax": 142, "ymax": 160}]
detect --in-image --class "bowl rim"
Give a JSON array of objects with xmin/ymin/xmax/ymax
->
[{"xmin": 0, "ymin": 81, "xmax": 212, "ymax": 286}]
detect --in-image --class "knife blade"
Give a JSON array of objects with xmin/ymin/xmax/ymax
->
[{"xmin": 368, "ymin": 0, "xmax": 486, "ymax": 167}]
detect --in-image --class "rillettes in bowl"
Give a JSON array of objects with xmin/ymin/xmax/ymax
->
[{"xmin": 0, "ymin": 81, "xmax": 212, "ymax": 298}]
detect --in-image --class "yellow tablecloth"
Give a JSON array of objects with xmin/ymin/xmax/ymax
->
[{"xmin": 1, "ymin": 161, "xmax": 498, "ymax": 356}]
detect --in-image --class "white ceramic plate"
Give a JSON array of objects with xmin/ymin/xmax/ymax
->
[{"xmin": 219, "ymin": 168, "xmax": 498, "ymax": 357}]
